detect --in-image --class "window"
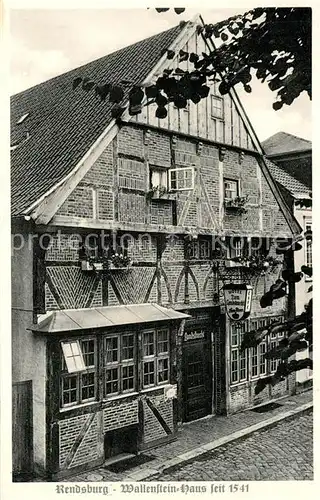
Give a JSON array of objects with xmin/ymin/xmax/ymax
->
[
  {"xmin": 224, "ymin": 179, "xmax": 238, "ymax": 200},
  {"xmin": 142, "ymin": 329, "xmax": 169, "ymax": 388},
  {"xmin": 103, "ymin": 334, "xmax": 136, "ymax": 395},
  {"xmin": 60, "ymin": 339, "xmax": 97, "ymax": 407},
  {"xmin": 230, "ymin": 323, "xmax": 247, "ymax": 382},
  {"xmin": 150, "ymin": 166, "xmax": 168, "ymax": 190},
  {"xmin": 211, "ymin": 96, "xmax": 224, "ymax": 119},
  {"xmin": 230, "ymin": 317, "xmax": 285, "ymax": 384},
  {"xmin": 187, "ymin": 238, "xmax": 211, "ymax": 260},
  {"xmin": 226, "ymin": 236, "xmax": 246, "ymax": 260},
  {"xmin": 304, "ymin": 218, "xmax": 312, "ymax": 268},
  {"xmin": 61, "ymin": 341, "xmax": 86, "ymax": 373},
  {"xmin": 169, "ymin": 167, "xmax": 194, "ymax": 191},
  {"xmin": 60, "ymin": 329, "xmax": 171, "ymax": 408}
]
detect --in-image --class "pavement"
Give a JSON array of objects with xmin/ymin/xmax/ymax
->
[{"xmin": 66, "ymin": 389, "xmax": 312, "ymax": 482}]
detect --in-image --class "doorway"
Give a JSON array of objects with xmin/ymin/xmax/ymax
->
[{"xmin": 182, "ymin": 333, "xmax": 213, "ymax": 422}]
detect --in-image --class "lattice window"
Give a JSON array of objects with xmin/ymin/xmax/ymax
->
[
  {"xmin": 60, "ymin": 338, "xmax": 97, "ymax": 407},
  {"xmin": 169, "ymin": 167, "xmax": 194, "ymax": 191}
]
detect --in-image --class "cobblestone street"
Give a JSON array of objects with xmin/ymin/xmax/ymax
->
[{"xmin": 149, "ymin": 410, "xmax": 313, "ymax": 481}]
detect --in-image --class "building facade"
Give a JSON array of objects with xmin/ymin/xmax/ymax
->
[{"xmin": 11, "ymin": 18, "xmax": 301, "ymax": 479}]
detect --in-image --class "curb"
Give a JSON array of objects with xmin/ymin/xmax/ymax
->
[{"xmin": 123, "ymin": 401, "xmax": 312, "ymax": 482}]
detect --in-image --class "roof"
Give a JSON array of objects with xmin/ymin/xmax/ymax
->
[
  {"xmin": 262, "ymin": 132, "xmax": 312, "ymax": 156},
  {"xmin": 31, "ymin": 303, "xmax": 190, "ymax": 334},
  {"xmin": 265, "ymin": 158, "xmax": 310, "ymax": 196},
  {"xmin": 11, "ymin": 23, "xmax": 184, "ymax": 216}
]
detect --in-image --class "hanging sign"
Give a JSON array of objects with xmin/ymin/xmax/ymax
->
[{"xmin": 223, "ymin": 284, "xmax": 253, "ymax": 321}]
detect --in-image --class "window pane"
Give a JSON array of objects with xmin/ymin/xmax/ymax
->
[
  {"xmin": 81, "ymin": 372, "xmax": 95, "ymax": 401},
  {"xmin": 122, "ymin": 365, "xmax": 134, "ymax": 391},
  {"xmin": 122, "ymin": 334, "xmax": 134, "ymax": 360},
  {"xmin": 260, "ymin": 343, "xmax": 267, "ymax": 375},
  {"xmin": 231, "ymin": 326, "xmax": 238, "ymax": 347},
  {"xmin": 158, "ymin": 358, "xmax": 169, "ymax": 383},
  {"xmin": 270, "ymin": 341, "xmax": 278, "ymax": 372},
  {"xmin": 62, "ymin": 341, "xmax": 85, "ymax": 373},
  {"xmin": 251, "ymin": 347, "xmax": 258, "ymax": 377},
  {"xmin": 240, "ymin": 351, "xmax": 247, "ymax": 380},
  {"xmin": 81, "ymin": 339, "xmax": 95, "ymax": 367},
  {"xmin": 62, "ymin": 376, "xmax": 77, "ymax": 405},
  {"xmin": 143, "ymin": 361, "xmax": 155, "ymax": 386},
  {"xmin": 231, "ymin": 350, "xmax": 238, "ymax": 383},
  {"xmin": 105, "ymin": 367, "xmax": 119, "ymax": 394},
  {"xmin": 143, "ymin": 332, "xmax": 155, "ymax": 357},
  {"xmin": 157, "ymin": 330, "xmax": 169, "ymax": 354},
  {"xmin": 105, "ymin": 337, "xmax": 119, "ymax": 363}
]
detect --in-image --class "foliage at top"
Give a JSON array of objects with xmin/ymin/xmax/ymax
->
[{"xmin": 73, "ymin": 7, "xmax": 311, "ymax": 120}]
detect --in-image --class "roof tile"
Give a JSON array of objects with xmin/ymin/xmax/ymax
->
[{"xmin": 11, "ymin": 23, "xmax": 184, "ymax": 216}]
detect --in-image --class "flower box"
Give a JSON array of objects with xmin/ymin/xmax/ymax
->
[
  {"xmin": 81, "ymin": 260, "xmax": 104, "ymax": 271},
  {"xmin": 224, "ymin": 196, "xmax": 248, "ymax": 213},
  {"xmin": 108, "ymin": 262, "xmax": 132, "ymax": 271}
]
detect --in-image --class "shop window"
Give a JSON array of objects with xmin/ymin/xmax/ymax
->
[
  {"xmin": 211, "ymin": 96, "xmax": 224, "ymax": 120},
  {"xmin": 230, "ymin": 317, "xmax": 284, "ymax": 385},
  {"xmin": 60, "ymin": 338, "xmax": 97, "ymax": 407},
  {"xmin": 169, "ymin": 167, "xmax": 194, "ymax": 191}
]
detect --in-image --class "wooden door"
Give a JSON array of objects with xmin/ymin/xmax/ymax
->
[
  {"xmin": 12, "ymin": 381, "xmax": 33, "ymax": 477},
  {"xmin": 182, "ymin": 337, "xmax": 212, "ymax": 422}
]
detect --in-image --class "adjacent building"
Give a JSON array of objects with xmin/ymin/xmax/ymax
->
[
  {"xmin": 263, "ymin": 132, "xmax": 312, "ymax": 389},
  {"xmin": 11, "ymin": 17, "xmax": 301, "ymax": 479}
]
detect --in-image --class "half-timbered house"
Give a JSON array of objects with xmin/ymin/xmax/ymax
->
[{"xmin": 11, "ymin": 16, "xmax": 301, "ymax": 479}]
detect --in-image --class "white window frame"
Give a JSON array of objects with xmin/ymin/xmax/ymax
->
[
  {"xmin": 169, "ymin": 167, "xmax": 195, "ymax": 191},
  {"xmin": 61, "ymin": 340, "xmax": 86, "ymax": 373},
  {"xmin": 211, "ymin": 95, "xmax": 224, "ymax": 120}
]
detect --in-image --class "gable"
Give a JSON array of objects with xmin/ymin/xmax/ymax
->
[{"xmin": 132, "ymin": 28, "xmax": 259, "ymax": 152}]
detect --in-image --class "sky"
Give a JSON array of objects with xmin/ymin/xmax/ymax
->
[{"xmin": 9, "ymin": 6, "xmax": 312, "ymax": 143}]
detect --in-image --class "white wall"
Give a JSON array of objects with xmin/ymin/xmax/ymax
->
[{"xmin": 12, "ymin": 231, "xmax": 47, "ymax": 474}]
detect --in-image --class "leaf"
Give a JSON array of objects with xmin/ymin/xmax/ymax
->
[
  {"xmin": 155, "ymin": 106, "xmax": 167, "ymax": 119},
  {"xmin": 221, "ymin": 32, "xmax": 228, "ymax": 42},
  {"xmin": 109, "ymin": 85, "xmax": 124, "ymax": 104},
  {"xmin": 167, "ymin": 50, "xmax": 175, "ymax": 60},
  {"xmin": 179, "ymin": 50, "xmax": 189, "ymax": 62},
  {"xmin": 111, "ymin": 105, "xmax": 125, "ymax": 119},
  {"xmin": 273, "ymin": 101, "xmax": 283, "ymax": 110},
  {"xmin": 244, "ymin": 84, "xmax": 252, "ymax": 93},
  {"xmin": 174, "ymin": 8, "xmax": 185, "ymax": 14},
  {"xmin": 219, "ymin": 81, "xmax": 230, "ymax": 95},
  {"xmin": 72, "ymin": 77, "xmax": 82, "ymax": 90},
  {"xmin": 189, "ymin": 52, "xmax": 199, "ymax": 64},
  {"xmin": 95, "ymin": 83, "xmax": 111, "ymax": 101},
  {"xmin": 155, "ymin": 8, "xmax": 170, "ymax": 13},
  {"xmin": 175, "ymin": 68, "xmax": 186, "ymax": 75},
  {"xmin": 82, "ymin": 78, "xmax": 95, "ymax": 91}
]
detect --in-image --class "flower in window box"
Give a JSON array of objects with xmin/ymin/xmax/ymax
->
[
  {"xmin": 109, "ymin": 253, "xmax": 132, "ymax": 270},
  {"xmin": 224, "ymin": 195, "xmax": 248, "ymax": 214}
]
